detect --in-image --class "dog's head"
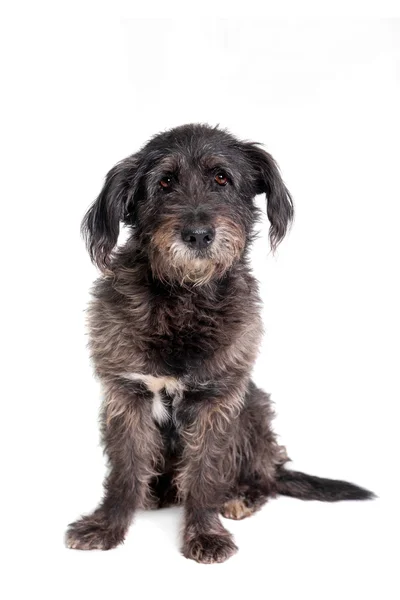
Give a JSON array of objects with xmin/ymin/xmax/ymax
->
[{"xmin": 82, "ymin": 124, "xmax": 293, "ymax": 284}]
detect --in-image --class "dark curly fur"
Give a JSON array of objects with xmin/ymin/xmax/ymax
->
[{"xmin": 65, "ymin": 123, "xmax": 374, "ymax": 563}]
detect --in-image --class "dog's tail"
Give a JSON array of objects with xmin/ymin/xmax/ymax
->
[{"xmin": 275, "ymin": 468, "xmax": 375, "ymax": 502}]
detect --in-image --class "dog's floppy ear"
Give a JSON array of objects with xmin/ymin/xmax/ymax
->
[
  {"xmin": 241, "ymin": 142, "xmax": 294, "ymax": 250},
  {"xmin": 81, "ymin": 154, "xmax": 141, "ymax": 271}
]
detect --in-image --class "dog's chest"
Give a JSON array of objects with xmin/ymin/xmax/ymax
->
[
  {"xmin": 149, "ymin": 288, "xmax": 232, "ymax": 374},
  {"xmin": 123, "ymin": 373, "xmax": 184, "ymax": 425}
]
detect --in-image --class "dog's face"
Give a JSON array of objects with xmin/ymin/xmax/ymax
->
[{"xmin": 82, "ymin": 124, "xmax": 293, "ymax": 284}]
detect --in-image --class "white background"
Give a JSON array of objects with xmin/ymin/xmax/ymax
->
[{"xmin": 2, "ymin": 8, "xmax": 400, "ymax": 600}]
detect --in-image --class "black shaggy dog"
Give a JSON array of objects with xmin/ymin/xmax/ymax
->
[{"xmin": 65, "ymin": 123, "xmax": 373, "ymax": 563}]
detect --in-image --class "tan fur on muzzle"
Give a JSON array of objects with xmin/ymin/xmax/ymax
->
[{"xmin": 149, "ymin": 216, "xmax": 246, "ymax": 286}]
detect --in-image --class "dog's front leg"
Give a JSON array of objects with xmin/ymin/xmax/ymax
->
[
  {"xmin": 177, "ymin": 388, "xmax": 243, "ymax": 563},
  {"xmin": 65, "ymin": 379, "xmax": 162, "ymax": 550}
]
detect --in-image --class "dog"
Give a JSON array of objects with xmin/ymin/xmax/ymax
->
[{"xmin": 65, "ymin": 123, "xmax": 374, "ymax": 563}]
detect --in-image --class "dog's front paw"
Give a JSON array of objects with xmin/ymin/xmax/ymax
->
[
  {"xmin": 182, "ymin": 533, "xmax": 238, "ymax": 564},
  {"xmin": 65, "ymin": 511, "xmax": 125, "ymax": 550}
]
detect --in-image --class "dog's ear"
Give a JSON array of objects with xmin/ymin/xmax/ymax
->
[
  {"xmin": 241, "ymin": 142, "xmax": 294, "ymax": 250},
  {"xmin": 81, "ymin": 154, "xmax": 141, "ymax": 271}
]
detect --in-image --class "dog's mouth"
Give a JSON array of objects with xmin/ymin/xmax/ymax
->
[
  {"xmin": 184, "ymin": 246, "xmax": 213, "ymax": 260},
  {"xmin": 169, "ymin": 239, "xmax": 216, "ymax": 268}
]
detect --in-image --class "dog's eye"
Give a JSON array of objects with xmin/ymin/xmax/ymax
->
[
  {"xmin": 215, "ymin": 172, "xmax": 228, "ymax": 186},
  {"xmin": 160, "ymin": 176, "xmax": 172, "ymax": 189}
]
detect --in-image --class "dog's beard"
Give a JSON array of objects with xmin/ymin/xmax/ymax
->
[{"xmin": 149, "ymin": 217, "xmax": 245, "ymax": 286}]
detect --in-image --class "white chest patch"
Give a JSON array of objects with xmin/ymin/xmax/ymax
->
[{"xmin": 121, "ymin": 373, "xmax": 185, "ymax": 425}]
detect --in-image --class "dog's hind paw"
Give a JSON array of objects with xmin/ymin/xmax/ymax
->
[{"xmin": 221, "ymin": 498, "xmax": 256, "ymax": 520}]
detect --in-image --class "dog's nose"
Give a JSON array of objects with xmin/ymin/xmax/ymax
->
[{"xmin": 181, "ymin": 226, "xmax": 215, "ymax": 250}]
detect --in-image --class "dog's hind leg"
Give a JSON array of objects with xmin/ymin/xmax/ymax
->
[
  {"xmin": 219, "ymin": 380, "xmax": 288, "ymax": 522},
  {"xmin": 237, "ymin": 382, "xmax": 374, "ymax": 504}
]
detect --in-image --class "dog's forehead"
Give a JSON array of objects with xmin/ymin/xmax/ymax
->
[
  {"xmin": 142, "ymin": 125, "xmax": 247, "ymax": 177},
  {"xmin": 154, "ymin": 152, "xmax": 236, "ymax": 175}
]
